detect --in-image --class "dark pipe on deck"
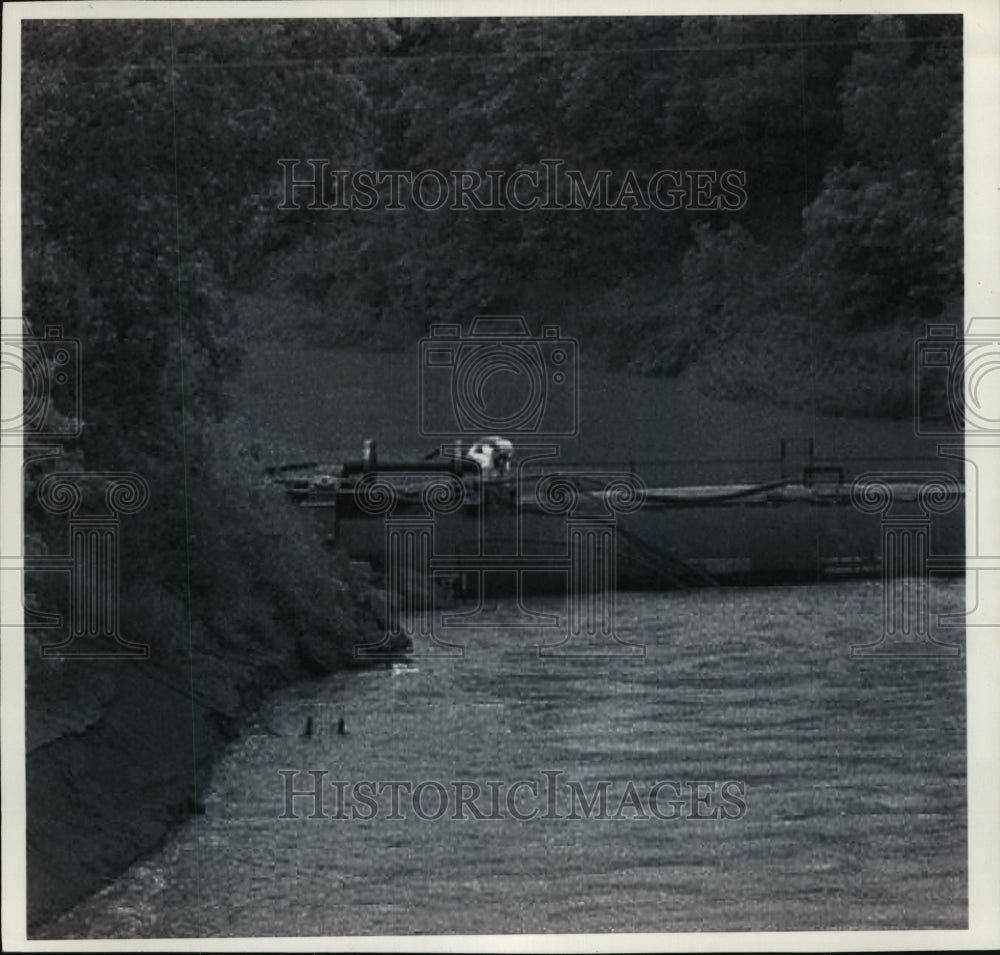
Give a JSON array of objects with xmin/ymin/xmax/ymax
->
[{"xmin": 342, "ymin": 459, "xmax": 479, "ymax": 477}]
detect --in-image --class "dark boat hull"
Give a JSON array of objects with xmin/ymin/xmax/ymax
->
[{"xmin": 323, "ymin": 478, "xmax": 964, "ymax": 591}]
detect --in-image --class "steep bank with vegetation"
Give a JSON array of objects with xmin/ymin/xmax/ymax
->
[
  {"xmin": 24, "ymin": 429, "xmax": 384, "ymax": 929},
  {"xmin": 19, "ymin": 22, "xmax": 392, "ymax": 927}
]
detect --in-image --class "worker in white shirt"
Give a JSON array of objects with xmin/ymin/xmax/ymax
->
[{"xmin": 465, "ymin": 436, "xmax": 514, "ymax": 481}]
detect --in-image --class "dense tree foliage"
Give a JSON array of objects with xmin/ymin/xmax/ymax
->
[
  {"xmin": 249, "ymin": 15, "xmax": 959, "ymax": 407},
  {"xmin": 20, "ymin": 18, "xmax": 392, "ymax": 676},
  {"xmin": 28, "ymin": 14, "xmax": 961, "ymax": 406}
]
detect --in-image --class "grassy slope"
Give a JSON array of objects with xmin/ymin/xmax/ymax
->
[{"xmin": 232, "ymin": 290, "xmax": 941, "ymax": 489}]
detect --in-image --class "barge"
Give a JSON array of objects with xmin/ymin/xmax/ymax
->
[{"xmin": 271, "ymin": 437, "xmax": 965, "ymax": 593}]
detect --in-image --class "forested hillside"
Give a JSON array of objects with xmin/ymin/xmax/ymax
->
[
  {"xmin": 325, "ymin": 15, "xmax": 961, "ymax": 420},
  {"xmin": 24, "ymin": 14, "xmax": 961, "ymax": 422}
]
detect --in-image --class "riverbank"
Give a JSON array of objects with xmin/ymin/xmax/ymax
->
[
  {"xmin": 24, "ymin": 441, "xmax": 387, "ymax": 930},
  {"xmin": 26, "ymin": 566, "xmax": 385, "ymax": 930}
]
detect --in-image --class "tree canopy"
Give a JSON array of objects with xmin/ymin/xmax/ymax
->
[{"xmin": 24, "ymin": 15, "xmax": 961, "ymax": 425}]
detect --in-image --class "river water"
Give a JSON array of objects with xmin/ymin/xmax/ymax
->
[{"xmin": 43, "ymin": 580, "xmax": 967, "ymax": 938}]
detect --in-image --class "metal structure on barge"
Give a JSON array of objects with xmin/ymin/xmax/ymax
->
[{"xmin": 270, "ymin": 436, "xmax": 965, "ymax": 594}]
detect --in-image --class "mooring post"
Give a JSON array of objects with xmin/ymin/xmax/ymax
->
[{"xmin": 362, "ymin": 439, "xmax": 377, "ymax": 472}]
